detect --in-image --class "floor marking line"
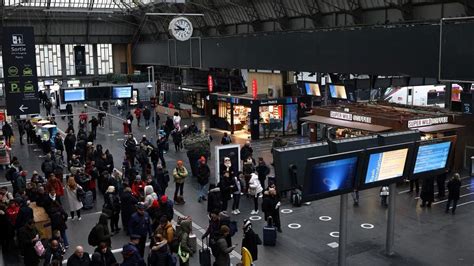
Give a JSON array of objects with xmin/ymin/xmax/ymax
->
[
  {"xmin": 414, "ymin": 184, "xmax": 471, "ymax": 199},
  {"xmin": 432, "ymin": 192, "xmax": 474, "ymax": 205}
]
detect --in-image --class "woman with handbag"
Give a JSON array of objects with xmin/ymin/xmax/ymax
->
[{"xmin": 64, "ymin": 176, "xmax": 83, "ymax": 220}]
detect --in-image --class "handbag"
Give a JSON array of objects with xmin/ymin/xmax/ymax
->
[
  {"xmin": 178, "ymin": 244, "xmax": 190, "ymax": 263},
  {"xmin": 34, "ymin": 240, "xmax": 45, "ymax": 256}
]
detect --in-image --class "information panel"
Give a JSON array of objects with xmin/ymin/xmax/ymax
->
[
  {"xmin": 1, "ymin": 27, "xmax": 40, "ymax": 115},
  {"xmin": 63, "ymin": 89, "xmax": 86, "ymax": 102},
  {"xmin": 365, "ymin": 148, "xmax": 409, "ymax": 184},
  {"xmin": 414, "ymin": 141, "xmax": 451, "ymax": 174},
  {"xmin": 112, "ymin": 86, "xmax": 133, "ymax": 99}
]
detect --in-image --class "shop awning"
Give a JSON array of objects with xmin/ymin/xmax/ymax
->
[
  {"xmin": 301, "ymin": 115, "xmax": 392, "ymax": 133},
  {"xmin": 415, "ymin": 123, "xmax": 465, "ymax": 133}
]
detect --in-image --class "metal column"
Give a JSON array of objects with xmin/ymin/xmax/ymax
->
[
  {"xmin": 386, "ymin": 183, "xmax": 396, "ymax": 256},
  {"xmin": 338, "ymin": 193, "xmax": 348, "ymax": 266}
]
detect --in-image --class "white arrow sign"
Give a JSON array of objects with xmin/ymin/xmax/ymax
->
[{"xmin": 19, "ymin": 104, "xmax": 29, "ymax": 112}]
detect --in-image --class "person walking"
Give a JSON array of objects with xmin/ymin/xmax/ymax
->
[
  {"xmin": 134, "ymin": 107, "xmax": 142, "ymax": 128},
  {"xmin": 121, "ymin": 235, "xmax": 146, "ymax": 266},
  {"xmin": 17, "ymin": 119, "xmax": 25, "ymax": 145},
  {"xmin": 177, "ymin": 219, "xmax": 195, "ymax": 266},
  {"xmin": 126, "ymin": 112, "xmax": 134, "ymax": 133},
  {"xmin": 248, "ymin": 173, "xmax": 263, "ymax": 215},
  {"xmin": 171, "ymin": 130, "xmax": 182, "ymax": 152},
  {"xmin": 241, "ymin": 219, "xmax": 261, "ymax": 262},
  {"xmin": 173, "ymin": 160, "xmax": 188, "ymax": 204},
  {"xmin": 446, "ymin": 173, "xmax": 461, "ymax": 215},
  {"xmin": 196, "ymin": 156, "xmax": 210, "ymax": 202},
  {"xmin": 128, "ymin": 202, "xmax": 152, "ymax": 258},
  {"xmin": 143, "ymin": 106, "xmax": 151, "ymax": 129},
  {"xmin": 156, "ymin": 136, "xmax": 167, "ymax": 168},
  {"xmin": 262, "ymin": 185, "xmax": 282, "ymax": 232},
  {"xmin": 89, "ymin": 116, "xmax": 99, "ymax": 141},
  {"xmin": 2, "ymin": 122, "xmax": 14, "ymax": 146},
  {"xmin": 93, "ymin": 214, "xmax": 112, "ymax": 248},
  {"xmin": 64, "ymin": 176, "xmax": 83, "ymax": 220},
  {"xmin": 49, "ymin": 201, "xmax": 70, "ymax": 249}
]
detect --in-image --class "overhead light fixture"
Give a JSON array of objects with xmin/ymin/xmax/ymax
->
[{"xmin": 145, "ymin": 12, "xmax": 204, "ymax": 16}]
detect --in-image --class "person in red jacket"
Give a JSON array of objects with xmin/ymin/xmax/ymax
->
[
  {"xmin": 131, "ymin": 175, "xmax": 145, "ymax": 200},
  {"xmin": 134, "ymin": 107, "xmax": 142, "ymax": 128},
  {"xmin": 45, "ymin": 173, "xmax": 64, "ymax": 200}
]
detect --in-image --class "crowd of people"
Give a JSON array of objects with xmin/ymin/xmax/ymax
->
[{"xmin": 0, "ymin": 101, "xmax": 466, "ymax": 266}]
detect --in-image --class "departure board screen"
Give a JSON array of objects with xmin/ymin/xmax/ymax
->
[{"xmin": 414, "ymin": 141, "xmax": 451, "ymax": 174}]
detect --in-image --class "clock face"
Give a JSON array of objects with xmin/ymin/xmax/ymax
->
[{"xmin": 169, "ymin": 17, "xmax": 193, "ymax": 41}]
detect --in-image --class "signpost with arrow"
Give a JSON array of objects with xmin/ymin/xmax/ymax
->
[{"xmin": 1, "ymin": 27, "xmax": 40, "ymax": 116}]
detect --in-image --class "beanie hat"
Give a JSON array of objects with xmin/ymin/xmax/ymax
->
[{"xmin": 161, "ymin": 195, "xmax": 168, "ymax": 203}]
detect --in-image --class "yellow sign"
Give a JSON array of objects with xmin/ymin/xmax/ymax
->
[{"xmin": 24, "ymin": 83, "xmax": 34, "ymax": 92}]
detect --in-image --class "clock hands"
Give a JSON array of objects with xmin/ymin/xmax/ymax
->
[{"xmin": 175, "ymin": 25, "xmax": 185, "ymax": 31}]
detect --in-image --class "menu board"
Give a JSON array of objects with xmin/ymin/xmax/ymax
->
[
  {"xmin": 364, "ymin": 148, "xmax": 409, "ymax": 184},
  {"xmin": 414, "ymin": 141, "xmax": 451, "ymax": 174}
]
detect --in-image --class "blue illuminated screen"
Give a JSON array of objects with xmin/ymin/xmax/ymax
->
[
  {"xmin": 304, "ymin": 83, "xmax": 321, "ymax": 96},
  {"xmin": 329, "ymin": 85, "xmax": 347, "ymax": 99},
  {"xmin": 364, "ymin": 148, "xmax": 409, "ymax": 184},
  {"xmin": 64, "ymin": 89, "xmax": 85, "ymax": 102},
  {"xmin": 414, "ymin": 142, "xmax": 451, "ymax": 174},
  {"xmin": 307, "ymin": 157, "xmax": 358, "ymax": 195},
  {"xmin": 112, "ymin": 86, "xmax": 132, "ymax": 99}
]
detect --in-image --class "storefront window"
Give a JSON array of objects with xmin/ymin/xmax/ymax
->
[
  {"xmin": 233, "ymin": 105, "xmax": 251, "ymax": 132},
  {"xmin": 259, "ymin": 105, "xmax": 283, "ymax": 138},
  {"xmin": 284, "ymin": 104, "xmax": 298, "ymax": 135}
]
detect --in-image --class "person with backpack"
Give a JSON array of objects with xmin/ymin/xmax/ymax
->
[
  {"xmin": 177, "ymin": 218, "xmax": 195, "ymax": 266},
  {"xmin": 241, "ymin": 219, "xmax": 261, "ymax": 262},
  {"xmin": 103, "ymin": 186, "xmax": 121, "ymax": 234},
  {"xmin": 214, "ymin": 225, "xmax": 237, "ymax": 266},
  {"xmin": 128, "ymin": 202, "xmax": 152, "ymax": 258},
  {"xmin": 155, "ymin": 215, "xmax": 176, "ymax": 252},
  {"xmin": 64, "ymin": 176, "xmax": 83, "ymax": 221},
  {"xmin": 41, "ymin": 154, "xmax": 57, "ymax": 179},
  {"xmin": 89, "ymin": 213, "xmax": 112, "ymax": 248}
]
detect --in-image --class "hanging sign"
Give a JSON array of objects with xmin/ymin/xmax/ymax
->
[
  {"xmin": 1, "ymin": 27, "xmax": 40, "ymax": 116},
  {"xmin": 252, "ymin": 79, "xmax": 257, "ymax": 100},
  {"xmin": 208, "ymin": 75, "xmax": 213, "ymax": 92}
]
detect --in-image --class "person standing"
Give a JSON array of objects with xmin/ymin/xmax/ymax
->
[
  {"xmin": 248, "ymin": 173, "xmax": 263, "ymax": 215},
  {"xmin": 172, "ymin": 160, "xmax": 188, "ymax": 204},
  {"xmin": 172, "ymin": 112, "xmax": 181, "ymax": 131},
  {"xmin": 64, "ymin": 176, "xmax": 83, "ymax": 220},
  {"xmin": 126, "ymin": 112, "xmax": 134, "ymax": 133},
  {"xmin": 380, "ymin": 186, "xmax": 389, "ymax": 207},
  {"xmin": 220, "ymin": 132, "xmax": 232, "ymax": 145},
  {"xmin": 103, "ymin": 186, "xmax": 121, "ymax": 234},
  {"xmin": 214, "ymin": 225, "xmax": 237, "ymax": 266},
  {"xmin": 49, "ymin": 201, "xmax": 70, "ymax": 249},
  {"xmin": 262, "ymin": 185, "xmax": 282, "ymax": 232},
  {"xmin": 446, "ymin": 173, "xmax": 462, "ymax": 215},
  {"xmin": 54, "ymin": 133, "xmax": 65, "ymax": 157},
  {"xmin": 232, "ymin": 173, "xmax": 243, "ymax": 215},
  {"xmin": 240, "ymin": 141, "xmax": 253, "ymax": 162},
  {"xmin": 156, "ymin": 136, "xmax": 167, "ymax": 168},
  {"xmin": 218, "ymin": 171, "xmax": 234, "ymax": 212},
  {"xmin": 98, "ymin": 107, "xmax": 106, "ymax": 128},
  {"xmin": 177, "ymin": 219, "xmax": 195, "ymax": 266},
  {"xmin": 89, "ymin": 116, "xmax": 99, "ymax": 141},
  {"xmin": 143, "ymin": 106, "xmax": 151, "ymax": 129},
  {"xmin": 128, "ymin": 202, "xmax": 152, "ymax": 258},
  {"xmin": 64, "ymin": 131, "xmax": 77, "ymax": 165},
  {"xmin": 24, "ymin": 120, "xmax": 35, "ymax": 144},
  {"xmin": 18, "ymin": 219, "xmax": 41, "ymax": 266},
  {"xmin": 420, "ymin": 177, "xmax": 435, "ymax": 208},
  {"xmin": 91, "ymin": 242, "xmax": 117, "ymax": 266},
  {"xmin": 45, "ymin": 99, "xmax": 52, "ymax": 116},
  {"xmin": 120, "ymin": 187, "xmax": 138, "ymax": 235},
  {"xmin": 255, "ymin": 158, "xmax": 270, "ymax": 189},
  {"xmin": 134, "ymin": 107, "xmax": 142, "ymax": 128},
  {"xmin": 241, "ymin": 219, "xmax": 261, "ymax": 262},
  {"xmin": 2, "ymin": 122, "xmax": 14, "ymax": 146},
  {"xmin": 196, "ymin": 156, "xmax": 210, "ymax": 203},
  {"xmin": 16, "ymin": 119, "xmax": 25, "ymax": 145},
  {"xmin": 121, "ymin": 235, "xmax": 146, "ymax": 266}
]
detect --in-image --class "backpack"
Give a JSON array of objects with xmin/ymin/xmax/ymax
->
[
  {"xmin": 76, "ymin": 187, "xmax": 86, "ymax": 202},
  {"xmin": 88, "ymin": 225, "xmax": 100, "ymax": 246},
  {"xmin": 43, "ymin": 161, "xmax": 54, "ymax": 174},
  {"xmin": 5, "ymin": 167, "xmax": 17, "ymax": 181}
]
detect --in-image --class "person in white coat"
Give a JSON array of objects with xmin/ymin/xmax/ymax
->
[
  {"xmin": 65, "ymin": 176, "xmax": 83, "ymax": 220},
  {"xmin": 143, "ymin": 185, "xmax": 158, "ymax": 209},
  {"xmin": 248, "ymin": 173, "xmax": 263, "ymax": 214}
]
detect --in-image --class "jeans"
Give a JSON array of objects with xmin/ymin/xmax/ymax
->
[
  {"xmin": 446, "ymin": 199, "xmax": 458, "ymax": 213},
  {"xmin": 198, "ymin": 184, "xmax": 208, "ymax": 199},
  {"xmin": 232, "ymin": 193, "xmax": 240, "ymax": 210},
  {"xmin": 70, "ymin": 210, "xmax": 81, "ymax": 219},
  {"xmin": 60, "ymin": 229, "xmax": 69, "ymax": 247},
  {"xmin": 174, "ymin": 182, "xmax": 184, "ymax": 199}
]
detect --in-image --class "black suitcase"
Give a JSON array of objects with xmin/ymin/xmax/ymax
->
[
  {"xmin": 199, "ymin": 237, "xmax": 212, "ymax": 266},
  {"xmin": 263, "ymin": 216, "xmax": 277, "ymax": 246},
  {"xmin": 82, "ymin": 191, "xmax": 94, "ymax": 210}
]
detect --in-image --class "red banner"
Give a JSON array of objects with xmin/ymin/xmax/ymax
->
[
  {"xmin": 252, "ymin": 79, "xmax": 257, "ymax": 99},
  {"xmin": 208, "ymin": 75, "xmax": 213, "ymax": 92},
  {"xmin": 0, "ymin": 112, "xmax": 4, "ymax": 122}
]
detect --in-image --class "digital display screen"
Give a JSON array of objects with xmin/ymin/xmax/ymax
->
[
  {"xmin": 306, "ymin": 157, "xmax": 358, "ymax": 195},
  {"xmin": 44, "ymin": 80, "xmax": 54, "ymax": 86},
  {"xmin": 414, "ymin": 141, "xmax": 451, "ymax": 174},
  {"xmin": 112, "ymin": 86, "xmax": 132, "ymax": 99},
  {"xmin": 329, "ymin": 85, "xmax": 347, "ymax": 99},
  {"xmin": 305, "ymin": 83, "xmax": 321, "ymax": 96},
  {"xmin": 364, "ymin": 148, "xmax": 409, "ymax": 184},
  {"xmin": 63, "ymin": 89, "xmax": 85, "ymax": 102}
]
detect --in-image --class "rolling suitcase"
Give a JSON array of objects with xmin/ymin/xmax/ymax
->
[
  {"xmin": 189, "ymin": 233, "xmax": 197, "ymax": 252},
  {"xmin": 263, "ymin": 216, "xmax": 277, "ymax": 246},
  {"xmin": 82, "ymin": 191, "xmax": 94, "ymax": 210},
  {"xmin": 199, "ymin": 237, "xmax": 212, "ymax": 266}
]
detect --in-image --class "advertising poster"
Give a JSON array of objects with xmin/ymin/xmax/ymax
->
[
  {"xmin": 214, "ymin": 144, "xmax": 241, "ymax": 184},
  {"xmin": 1, "ymin": 27, "xmax": 40, "ymax": 116},
  {"xmin": 284, "ymin": 104, "xmax": 298, "ymax": 134}
]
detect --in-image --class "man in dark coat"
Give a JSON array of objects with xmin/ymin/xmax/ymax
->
[
  {"xmin": 120, "ymin": 187, "xmax": 138, "ymax": 235},
  {"xmin": 262, "ymin": 186, "xmax": 282, "ymax": 232},
  {"xmin": 446, "ymin": 173, "xmax": 462, "ymax": 214},
  {"xmin": 121, "ymin": 235, "xmax": 146, "ymax": 266},
  {"xmin": 64, "ymin": 132, "xmax": 77, "ymax": 164},
  {"xmin": 197, "ymin": 157, "xmax": 210, "ymax": 202},
  {"xmin": 242, "ymin": 219, "xmax": 261, "ymax": 261},
  {"xmin": 128, "ymin": 203, "xmax": 152, "ymax": 258},
  {"xmin": 16, "ymin": 119, "xmax": 25, "ymax": 145},
  {"xmin": 15, "ymin": 198, "xmax": 33, "ymax": 231},
  {"xmin": 93, "ymin": 214, "xmax": 112, "ymax": 248},
  {"xmin": 255, "ymin": 157, "xmax": 270, "ymax": 189},
  {"xmin": 143, "ymin": 106, "xmax": 151, "ymax": 128},
  {"xmin": 67, "ymin": 246, "xmax": 91, "ymax": 266},
  {"xmin": 18, "ymin": 219, "xmax": 40, "ymax": 266},
  {"xmin": 420, "ymin": 176, "xmax": 435, "ymax": 207},
  {"xmin": 240, "ymin": 141, "xmax": 253, "ymax": 162}
]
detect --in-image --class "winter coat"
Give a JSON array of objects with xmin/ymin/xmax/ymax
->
[
  {"xmin": 18, "ymin": 225, "xmax": 40, "ymax": 266},
  {"xmin": 156, "ymin": 200, "xmax": 174, "ymax": 222},
  {"xmin": 65, "ymin": 185, "xmax": 83, "ymax": 212},
  {"xmin": 148, "ymin": 240, "xmax": 170, "ymax": 266},
  {"xmin": 120, "ymin": 191, "xmax": 138, "ymax": 220},
  {"xmin": 143, "ymin": 108, "xmax": 151, "ymax": 120},
  {"xmin": 447, "ymin": 178, "xmax": 461, "ymax": 200},
  {"xmin": 121, "ymin": 243, "xmax": 145, "ymax": 266},
  {"xmin": 207, "ymin": 187, "xmax": 223, "ymax": 213},
  {"xmin": 197, "ymin": 164, "xmax": 210, "ymax": 186},
  {"xmin": 95, "ymin": 214, "xmax": 112, "ymax": 247},
  {"xmin": 49, "ymin": 205, "xmax": 68, "ymax": 231},
  {"xmin": 92, "ymin": 247, "xmax": 117, "ymax": 266},
  {"xmin": 240, "ymin": 146, "xmax": 253, "ymax": 161},
  {"xmin": 44, "ymin": 246, "xmax": 64, "ymax": 266},
  {"xmin": 178, "ymin": 219, "xmax": 195, "ymax": 255},
  {"xmin": 420, "ymin": 177, "xmax": 435, "ymax": 202},
  {"xmin": 103, "ymin": 192, "xmax": 121, "ymax": 213},
  {"xmin": 15, "ymin": 204, "xmax": 33, "ymax": 230},
  {"xmin": 45, "ymin": 178, "xmax": 64, "ymax": 197},
  {"xmin": 248, "ymin": 173, "xmax": 263, "ymax": 196},
  {"xmin": 214, "ymin": 235, "xmax": 233, "ymax": 266},
  {"xmin": 219, "ymin": 177, "xmax": 234, "ymax": 201},
  {"xmin": 173, "ymin": 166, "xmax": 188, "ymax": 184},
  {"xmin": 128, "ymin": 211, "xmax": 152, "ymax": 237},
  {"xmin": 67, "ymin": 252, "xmax": 91, "ymax": 266},
  {"xmin": 54, "ymin": 137, "xmax": 64, "ymax": 151},
  {"xmin": 242, "ymin": 228, "xmax": 261, "ymax": 261},
  {"xmin": 144, "ymin": 185, "xmax": 158, "ymax": 209},
  {"xmin": 256, "ymin": 163, "xmax": 270, "ymax": 180},
  {"xmin": 156, "ymin": 222, "xmax": 174, "ymax": 244}
]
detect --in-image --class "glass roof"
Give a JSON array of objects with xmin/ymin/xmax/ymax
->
[{"xmin": 3, "ymin": 0, "xmax": 141, "ymax": 10}]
